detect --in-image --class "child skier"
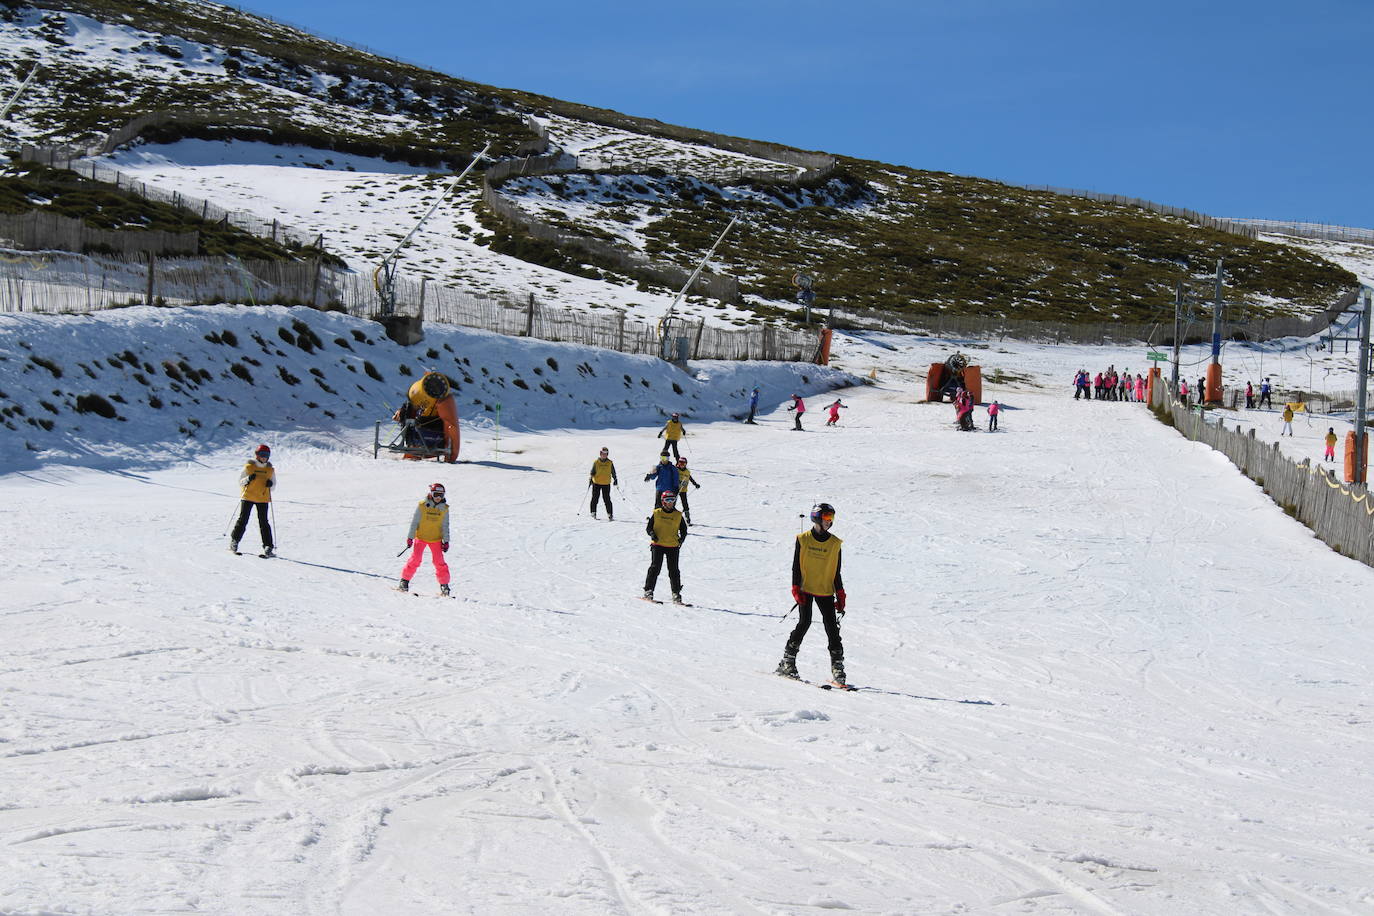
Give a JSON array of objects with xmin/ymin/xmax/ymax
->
[
  {"xmin": 1281, "ymin": 404, "xmax": 1294, "ymax": 436},
  {"xmin": 589, "ymin": 446, "xmax": 618, "ymax": 520},
  {"xmin": 657, "ymin": 412, "xmax": 686, "ymax": 459},
  {"xmin": 1325, "ymin": 427, "xmax": 1338, "ymax": 462},
  {"xmin": 987, "ymin": 400, "xmax": 1000, "ymax": 431},
  {"xmin": 230, "ymin": 443, "xmax": 275, "ymax": 557},
  {"xmin": 643, "ymin": 490, "xmax": 688, "ymax": 604},
  {"xmin": 746, "ymin": 387, "xmax": 760, "ymax": 424},
  {"xmin": 644, "ymin": 453, "xmax": 680, "ymax": 509},
  {"xmin": 775, "ymin": 502, "xmax": 849, "ymax": 687},
  {"xmin": 399, "ymin": 482, "xmax": 451, "ymax": 596},
  {"xmin": 788, "ymin": 393, "xmax": 806, "ymax": 430},
  {"xmin": 675, "ymin": 456, "xmax": 701, "ymax": 525},
  {"xmin": 825, "ymin": 399, "xmax": 847, "ymax": 426}
]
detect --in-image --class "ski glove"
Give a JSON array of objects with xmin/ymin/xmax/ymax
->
[
  {"xmin": 247, "ymin": 474, "xmax": 257, "ymax": 482},
  {"xmin": 406, "ymin": 538, "xmax": 413, "ymax": 548},
  {"xmin": 791, "ymin": 585, "xmax": 803, "ymax": 605},
  {"xmin": 441, "ymin": 542, "xmax": 449, "ymax": 553},
  {"xmin": 836, "ymin": 589, "xmax": 847, "ymax": 615}
]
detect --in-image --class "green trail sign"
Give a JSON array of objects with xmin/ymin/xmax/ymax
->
[{"xmin": 1146, "ymin": 352, "xmax": 1168, "ymax": 361}]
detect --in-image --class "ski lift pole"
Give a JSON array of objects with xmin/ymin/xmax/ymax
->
[
  {"xmin": 658, "ymin": 215, "xmax": 739, "ymax": 340},
  {"xmin": 376, "ymin": 141, "xmax": 491, "ymax": 314},
  {"xmin": 0, "ymin": 64, "xmax": 38, "ymax": 123}
]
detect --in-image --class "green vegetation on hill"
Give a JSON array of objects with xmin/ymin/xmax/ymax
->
[
  {"xmin": 497, "ymin": 158, "xmax": 1354, "ymax": 323},
  {"xmin": 3, "ymin": 0, "xmax": 1359, "ymax": 324}
]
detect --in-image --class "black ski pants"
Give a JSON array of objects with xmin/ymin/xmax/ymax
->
[
  {"xmin": 677, "ymin": 489, "xmax": 691, "ymax": 522},
  {"xmin": 232, "ymin": 500, "xmax": 273, "ymax": 549},
  {"xmin": 644, "ymin": 545, "xmax": 682, "ymax": 595},
  {"xmin": 784, "ymin": 594, "xmax": 843, "ymax": 666},
  {"xmin": 590, "ymin": 483, "xmax": 613, "ymax": 516},
  {"xmin": 663, "ymin": 439, "xmax": 681, "ymax": 459}
]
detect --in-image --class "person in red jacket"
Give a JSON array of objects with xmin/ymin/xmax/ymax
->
[{"xmin": 787, "ymin": 393, "xmax": 806, "ymax": 430}]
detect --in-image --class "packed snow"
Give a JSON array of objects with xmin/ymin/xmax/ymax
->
[{"xmin": 2, "ymin": 301, "xmax": 1374, "ymax": 915}]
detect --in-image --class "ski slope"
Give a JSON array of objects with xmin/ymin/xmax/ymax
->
[{"xmin": 3, "ymin": 314, "xmax": 1373, "ymax": 914}]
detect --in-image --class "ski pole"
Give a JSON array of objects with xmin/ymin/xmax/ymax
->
[
  {"xmin": 270, "ymin": 502, "xmax": 279, "ymax": 549},
  {"xmin": 222, "ymin": 500, "xmax": 239, "ymax": 537},
  {"xmin": 395, "ymin": 544, "xmax": 411, "ymax": 557},
  {"xmin": 779, "ymin": 602, "xmax": 798, "ymax": 622},
  {"xmin": 575, "ymin": 481, "xmax": 591, "ymax": 516}
]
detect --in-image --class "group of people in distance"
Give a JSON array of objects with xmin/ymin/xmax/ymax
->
[{"xmin": 1073, "ymin": 366, "xmax": 1146, "ymax": 402}]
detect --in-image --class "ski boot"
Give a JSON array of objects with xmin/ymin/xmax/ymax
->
[
  {"xmin": 591, "ymin": 511, "xmax": 597, "ymax": 519},
  {"xmin": 774, "ymin": 655, "xmax": 799, "ymax": 680},
  {"xmin": 607, "ymin": 513, "xmax": 613, "ymax": 521},
  {"xmin": 261, "ymin": 546, "xmax": 275, "ymax": 558},
  {"xmin": 671, "ymin": 592, "xmax": 685, "ymax": 605},
  {"xmin": 830, "ymin": 661, "xmax": 847, "ymax": 687},
  {"xmin": 440, "ymin": 584, "xmax": 451, "ymax": 597},
  {"xmin": 398, "ymin": 578, "xmax": 410, "ymax": 592},
  {"xmin": 229, "ymin": 540, "xmax": 239, "ymax": 554}
]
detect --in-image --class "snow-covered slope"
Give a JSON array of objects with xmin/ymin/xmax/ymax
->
[{"xmin": 2, "ymin": 306, "xmax": 1374, "ymax": 914}]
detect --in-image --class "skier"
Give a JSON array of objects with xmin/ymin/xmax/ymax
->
[
  {"xmin": 643, "ymin": 453, "xmax": 680, "ymax": 509},
  {"xmin": 1325, "ymin": 427, "xmax": 1338, "ymax": 462},
  {"xmin": 775, "ymin": 502, "xmax": 849, "ymax": 687},
  {"xmin": 1245, "ymin": 381, "xmax": 1255, "ymax": 409},
  {"xmin": 1281, "ymin": 404, "xmax": 1294, "ymax": 436},
  {"xmin": 954, "ymin": 387, "xmax": 975, "ymax": 431},
  {"xmin": 675, "ymin": 456, "xmax": 701, "ymax": 525},
  {"xmin": 746, "ymin": 386, "xmax": 760, "ymax": 424},
  {"xmin": 643, "ymin": 490, "xmax": 688, "ymax": 604},
  {"xmin": 825, "ymin": 399, "xmax": 847, "ymax": 426},
  {"xmin": 399, "ymin": 482, "xmax": 450, "ymax": 596},
  {"xmin": 987, "ymin": 400, "xmax": 1000, "ymax": 431},
  {"xmin": 657, "ymin": 412, "xmax": 686, "ymax": 459},
  {"xmin": 1179, "ymin": 379, "xmax": 1190, "ymax": 407},
  {"xmin": 230, "ymin": 443, "xmax": 275, "ymax": 557},
  {"xmin": 1259, "ymin": 378, "xmax": 1273, "ymax": 409},
  {"xmin": 589, "ymin": 446, "xmax": 618, "ymax": 520},
  {"xmin": 788, "ymin": 393, "xmax": 806, "ymax": 430}
]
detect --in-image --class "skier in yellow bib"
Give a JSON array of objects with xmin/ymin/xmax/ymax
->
[
  {"xmin": 643, "ymin": 490, "xmax": 689, "ymax": 604},
  {"xmin": 657, "ymin": 412, "xmax": 686, "ymax": 459},
  {"xmin": 675, "ymin": 456, "xmax": 701, "ymax": 526},
  {"xmin": 399, "ymin": 482, "xmax": 451, "ymax": 597},
  {"xmin": 230, "ymin": 443, "xmax": 275, "ymax": 556},
  {"xmin": 588, "ymin": 446, "xmax": 619, "ymax": 520},
  {"xmin": 775, "ymin": 502, "xmax": 849, "ymax": 687}
]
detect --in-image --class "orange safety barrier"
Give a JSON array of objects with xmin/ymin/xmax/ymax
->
[
  {"xmin": 1205, "ymin": 363, "xmax": 1223, "ymax": 404},
  {"xmin": 1344, "ymin": 431, "xmax": 1368, "ymax": 484}
]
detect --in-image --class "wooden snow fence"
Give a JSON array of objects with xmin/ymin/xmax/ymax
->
[{"xmin": 1150, "ymin": 384, "xmax": 1374, "ymax": 568}]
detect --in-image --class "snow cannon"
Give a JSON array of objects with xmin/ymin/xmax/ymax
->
[
  {"xmin": 924, "ymin": 352, "xmax": 982, "ymax": 404},
  {"xmin": 374, "ymin": 371, "xmax": 460, "ymax": 462}
]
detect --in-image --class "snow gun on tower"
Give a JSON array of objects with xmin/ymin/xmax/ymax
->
[
  {"xmin": 374, "ymin": 371, "xmax": 461, "ymax": 462},
  {"xmin": 924, "ymin": 351, "xmax": 982, "ymax": 404}
]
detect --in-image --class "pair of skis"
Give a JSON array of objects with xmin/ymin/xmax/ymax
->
[{"xmin": 639, "ymin": 596, "xmax": 692, "ymax": 606}]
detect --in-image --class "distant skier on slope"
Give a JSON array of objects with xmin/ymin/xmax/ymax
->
[
  {"xmin": 643, "ymin": 490, "xmax": 688, "ymax": 605},
  {"xmin": 788, "ymin": 393, "xmax": 806, "ymax": 430},
  {"xmin": 589, "ymin": 446, "xmax": 618, "ymax": 520},
  {"xmin": 825, "ymin": 399, "xmax": 848, "ymax": 426},
  {"xmin": 746, "ymin": 386, "xmax": 760, "ymax": 424},
  {"xmin": 987, "ymin": 400, "xmax": 1000, "ymax": 431},
  {"xmin": 657, "ymin": 412, "xmax": 686, "ymax": 459},
  {"xmin": 230, "ymin": 443, "xmax": 275, "ymax": 557},
  {"xmin": 399, "ymin": 482, "xmax": 451, "ymax": 597},
  {"xmin": 775, "ymin": 502, "xmax": 849, "ymax": 687},
  {"xmin": 644, "ymin": 453, "xmax": 680, "ymax": 509}
]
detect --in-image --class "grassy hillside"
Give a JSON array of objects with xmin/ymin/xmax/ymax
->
[{"xmin": 1, "ymin": 0, "xmax": 1358, "ymax": 324}]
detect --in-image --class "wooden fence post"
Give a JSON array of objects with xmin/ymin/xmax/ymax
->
[
  {"xmin": 616, "ymin": 310, "xmax": 625, "ymax": 352},
  {"xmin": 525, "ymin": 293, "xmax": 536, "ymax": 337},
  {"xmin": 418, "ymin": 278, "xmax": 428, "ymax": 318},
  {"xmin": 145, "ymin": 253, "xmax": 156, "ymax": 306}
]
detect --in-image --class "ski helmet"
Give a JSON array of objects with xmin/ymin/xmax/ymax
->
[
  {"xmin": 255, "ymin": 443, "xmax": 271, "ymax": 459},
  {"xmin": 599, "ymin": 447, "xmax": 609, "ymax": 456},
  {"xmin": 660, "ymin": 453, "xmax": 670, "ymax": 462},
  {"xmin": 676, "ymin": 457, "xmax": 687, "ymax": 467},
  {"xmin": 810, "ymin": 502, "xmax": 836, "ymax": 524},
  {"xmin": 671, "ymin": 412, "xmax": 680, "ymax": 419},
  {"xmin": 660, "ymin": 490, "xmax": 678, "ymax": 508},
  {"xmin": 429, "ymin": 482, "xmax": 446, "ymax": 501}
]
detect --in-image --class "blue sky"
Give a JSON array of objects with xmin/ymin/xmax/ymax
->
[{"xmin": 255, "ymin": 0, "xmax": 1371, "ymax": 227}]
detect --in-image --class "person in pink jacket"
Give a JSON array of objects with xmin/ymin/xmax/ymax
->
[
  {"xmin": 787, "ymin": 393, "xmax": 806, "ymax": 431},
  {"xmin": 825, "ymin": 399, "xmax": 848, "ymax": 426},
  {"xmin": 987, "ymin": 400, "xmax": 1000, "ymax": 431}
]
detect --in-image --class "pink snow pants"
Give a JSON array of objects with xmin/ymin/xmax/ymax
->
[
  {"xmin": 1326, "ymin": 445, "xmax": 1336, "ymax": 461},
  {"xmin": 402, "ymin": 540, "xmax": 450, "ymax": 585}
]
